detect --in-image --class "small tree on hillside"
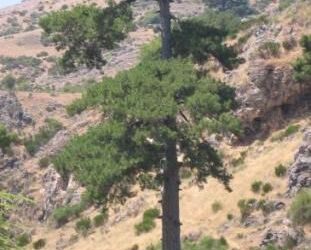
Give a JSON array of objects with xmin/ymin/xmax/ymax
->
[{"xmin": 39, "ymin": 1, "xmax": 133, "ymax": 72}]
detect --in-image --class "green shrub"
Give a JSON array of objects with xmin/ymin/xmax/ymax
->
[
  {"xmin": 183, "ymin": 236, "xmax": 228, "ymax": 250},
  {"xmin": 275, "ymin": 164, "xmax": 287, "ymax": 177},
  {"xmin": 24, "ymin": 118, "xmax": 63, "ymax": 155},
  {"xmin": 1, "ymin": 74, "xmax": 16, "ymax": 90},
  {"xmin": 211, "ymin": 201, "xmax": 223, "ymax": 213},
  {"xmin": 0, "ymin": 124, "xmax": 17, "ymax": 152},
  {"xmin": 289, "ymin": 189, "xmax": 311, "ymax": 225},
  {"xmin": 75, "ymin": 217, "xmax": 92, "ymax": 236},
  {"xmin": 271, "ymin": 124, "xmax": 300, "ymax": 141},
  {"xmin": 66, "ymin": 98, "xmax": 89, "ymax": 116},
  {"xmin": 258, "ymin": 41, "xmax": 281, "ymax": 58},
  {"xmin": 262, "ymin": 183, "xmax": 273, "ymax": 194},
  {"xmin": 33, "ymin": 239, "xmax": 46, "ymax": 249},
  {"xmin": 16, "ymin": 233, "xmax": 31, "ymax": 247},
  {"xmin": 251, "ymin": 181, "xmax": 263, "ymax": 193},
  {"xmin": 146, "ymin": 236, "xmax": 229, "ymax": 250},
  {"xmin": 135, "ymin": 208, "xmax": 160, "ymax": 235},
  {"xmin": 93, "ymin": 213, "xmax": 108, "ymax": 227},
  {"xmin": 52, "ymin": 203, "xmax": 85, "ymax": 227},
  {"xmin": 227, "ymin": 213, "xmax": 233, "ymax": 220},
  {"xmin": 39, "ymin": 157, "xmax": 50, "ymax": 168}
]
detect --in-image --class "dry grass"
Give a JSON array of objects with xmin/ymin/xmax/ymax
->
[{"xmin": 28, "ymin": 118, "xmax": 309, "ymax": 250}]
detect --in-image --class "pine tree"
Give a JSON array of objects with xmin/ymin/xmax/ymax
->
[{"xmin": 43, "ymin": 1, "xmax": 241, "ymax": 250}]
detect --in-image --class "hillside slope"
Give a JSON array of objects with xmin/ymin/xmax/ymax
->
[{"xmin": 0, "ymin": 0, "xmax": 310, "ymax": 250}]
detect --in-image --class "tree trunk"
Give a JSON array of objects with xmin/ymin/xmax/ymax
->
[
  {"xmin": 162, "ymin": 121, "xmax": 181, "ymax": 250},
  {"xmin": 158, "ymin": 0, "xmax": 172, "ymax": 59}
]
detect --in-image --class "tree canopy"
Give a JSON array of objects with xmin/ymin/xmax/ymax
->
[
  {"xmin": 39, "ymin": 2, "xmax": 133, "ymax": 72},
  {"xmin": 54, "ymin": 59, "xmax": 241, "ymax": 202}
]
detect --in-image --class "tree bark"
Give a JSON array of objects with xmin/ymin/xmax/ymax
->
[
  {"xmin": 158, "ymin": 0, "xmax": 172, "ymax": 59},
  {"xmin": 162, "ymin": 120, "xmax": 181, "ymax": 250},
  {"xmin": 158, "ymin": 1, "xmax": 180, "ymax": 249}
]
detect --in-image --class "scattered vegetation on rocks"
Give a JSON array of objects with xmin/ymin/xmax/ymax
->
[{"xmin": 24, "ymin": 118, "xmax": 63, "ymax": 156}]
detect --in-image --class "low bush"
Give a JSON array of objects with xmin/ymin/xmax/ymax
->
[
  {"xmin": 258, "ymin": 41, "xmax": 281, "ymax": 58},
  {"xmin": 0, "ymin": 124, "xmax": 17, "ymax": 152},
  {"xmin": 183, "ymin": 236, "xmax": 228, "ymax": 250},
  {"xmin": 16, "ymin": 233, "xmax": 31, "ymax": 247},
  {"xmin": 135, "ymin": 208, "xmax": 160, "ymax": 235},
  {"xmin": 1, "ymin": 74, "xmax": 16, "ymax": 90},
  {"xmin": 93, "ymin": 213, "xmax": 108, "ymax": 227},
  {"xmin": 146, "ymin": 236, "xmax": 228, "ymax": 250},
  {"xmin": 33, "ymin": 239, "xmax": 46, "ymax": 249},
  {"xmin": 75, "ymin": 217, "xmax": 92, "ymax": 236},
  {"xmin": 66, "ymin": 98, "xmax": 89, "ymax": 116},
  {"xmin": 271, "ymin": 124, "xmax": 300, "ymax": 141},
  {"xmin": 38, "ymin": 157, "xmax": 50, "ymax": 168},
  {"xmin": 251, "ymin": 181, "xmax": 262, "ymax": 193},
  {"xmin": 262, "ymin": 183, "xmax": 273, "ymax": 194},
  {"xmin": 227, "ymin": 213, "xmax": 233, "ymax": 220},
  {"xmin": 275, "ymin": 164, "xmax": 287, "ymax": 177},
  {"xmin": 211, "ymin": 201, "xmax": 223, "ymax": 213},
  {"xmin": 52, "ymin": 203, "xmax": 85, "ymax": 227},
  {"xmin": 289, "ymin": 189, "xmax": 311, "ymax": 225},
  {"xmin": 24, "ymin": 118, "xmax": 63, "ymax": 156}
]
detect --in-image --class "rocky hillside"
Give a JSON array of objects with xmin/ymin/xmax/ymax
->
[{"xmin": 0, "ymin": 0, "xmax": 310, "ymax": 250}]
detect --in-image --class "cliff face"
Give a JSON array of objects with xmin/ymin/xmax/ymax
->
[{"xmin": 237, "ymin": 62, "xmax": 311, "ymax": 138}]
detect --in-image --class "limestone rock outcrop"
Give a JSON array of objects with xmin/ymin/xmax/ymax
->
[
  {"xmin": 288, "ymin": 129, "xmax": 311, "ymax": 195},
  {"xmin": 0, "ymin": 92, "xmax": 32, "ymax": 129}
]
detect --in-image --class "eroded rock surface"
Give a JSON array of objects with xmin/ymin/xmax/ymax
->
[
  {"xmin": 288, "ymin": 129, "xmax": 311, "ymax": 195},
  {"xmin": 0, "ymin": 92, "xmax": 32, "ymax": 129}
]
